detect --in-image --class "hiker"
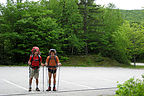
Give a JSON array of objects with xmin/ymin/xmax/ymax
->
[
  {"xmin": 28, "ymin": 46, "xmax": 44, "ymax": 91},
  {"xmin": 45, "ymin": 49, "xmax": 62, "ymax": 91}
]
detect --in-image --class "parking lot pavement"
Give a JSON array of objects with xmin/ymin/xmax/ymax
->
[{"xmin": 0, "ymin": 66, "xmax": 144, "ymax": 96}]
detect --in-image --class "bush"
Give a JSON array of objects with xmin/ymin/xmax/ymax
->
[
  {"xmin": 60, "ymin": 56, "xmax": 69, "ymax": 62},
  {"xmin": 115, "ymin": 75, "xmax": 144, "ymax": 96}
]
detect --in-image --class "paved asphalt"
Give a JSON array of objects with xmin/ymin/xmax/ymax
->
[{"xmin": 0, "ymin": 66, "xmax": 144, "ymax": 96}]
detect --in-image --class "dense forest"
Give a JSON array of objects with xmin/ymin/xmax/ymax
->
[
  {"xmin": 0, "ymin": 0, "xmax": 144, "ymax": 65},
  {"xmin": 121, "ymin": 10, "xmax": 144, "ymax": 23}
]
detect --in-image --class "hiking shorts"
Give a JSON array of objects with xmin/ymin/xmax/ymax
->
[
  {"xmin": 29, "ymin": 68, "xmax": 39, "ymax": 79},
  {"xmin": 48, "ymin": 68, "xmax": 57, "ymax": 74}
]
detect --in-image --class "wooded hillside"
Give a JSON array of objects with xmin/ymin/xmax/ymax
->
[{"xmin": 0, "ymin": 0, "xmax": 144, "ymax": 65}]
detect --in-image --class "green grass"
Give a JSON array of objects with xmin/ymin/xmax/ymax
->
[
  {"xmin": 62, "ymin": 55, "xmax": 125, "ymax": 67},
  {"xmin": 0, "ymin": 63, "xmax": 27, "ymax": 67},
  {"xmin": 61, "ymin": 55, "xmax": 144, "ymax": 69},
  {"xmin": 123, "ymin": 65, "xmax": 144, "ymax": 69},
  {"xmin": 1, "ymin": 54, "xmax": 144, "ymax": 69}
]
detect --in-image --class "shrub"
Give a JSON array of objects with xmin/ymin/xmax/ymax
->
[
  {"xmin": 60, "ymin": 56, "xmax": 69, "ymax": 62},
  {"xmin": 115, "ymin": 75, "xmax": 144, "ymax": 96}
]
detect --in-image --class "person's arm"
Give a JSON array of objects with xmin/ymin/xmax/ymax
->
[
  {"xmin": 56, "ymin": 56, "xmax": 62, "ymax": 66},
  {"xmin": 28, "ymin": 56, "xmax": 32, "ymax": 65},
  {"xmin": 40, "ymin": 56, "xmax": 45, "ymax": 66},
  {"xmin": 45, "ymin": 56, "xmax": 50, "ymax": 66}
]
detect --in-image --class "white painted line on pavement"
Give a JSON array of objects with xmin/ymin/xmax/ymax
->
[
  {"xmin": 3, "ymin": 79, "xmax": 27, "ymax": 91},
  {"xmin": 62, "ymin": 80, "xmax": 94, "ymax": 89}
]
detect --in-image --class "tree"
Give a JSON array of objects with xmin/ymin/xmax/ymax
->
[
  {"xmin": 48, "ymin": 0, "xmax": 84, "ymax": 55},
  {"xmin": 101, "ymin": 3, "xmax": 123, "ymax": 57},
  {"xmin": 78, "ymin": 0, "xmax": 104, "ymax": 54},
  {"xmin": 128, "ymin": 23, "xmax": 144, "ymax": 64},
  {"xmin": 0, "ymin": 0, "xmax": 63, "ymax": 64},
  {"xmin": 112, "ymin": 21, "xmax": 144, "ymax": 64},
  {"xmin": 112, "ymin": 21, "xmax": 131, "ymax": 64}
]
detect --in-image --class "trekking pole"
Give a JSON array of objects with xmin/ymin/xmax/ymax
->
[
  {"xmin": 57, "ymin": 66, "xmax": 61, "ymax": 91},
  {"xmin": 43, "ymin": 66, "xmax": 44, "ymax": 92},
  {"xmin": 46, "ymin": 66, "xmax": 48, "ymax": 89},
  {"xmin": 29, "ymin": 66, "xmax": 30, "ymax": 89}
]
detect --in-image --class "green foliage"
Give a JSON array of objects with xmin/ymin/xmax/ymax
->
[
  {"xmin": 59, "ymin": 56, "xmax": 69, "ymax": 62},
  {"xmin": 0, "ymin": 1, "xmax": 64, "ymax": 64},
  {"xmin": 121, "ymin": 10, "xmax": 144, "ymax": 23},
  {"xmin": 128, "ymin": 23, "xmax": 144, "ymax": 61},
  {"xmin": 116, "ymin": 76, "xmax": 144, "ymax": 96},
  {"xmin": 63, "ymin": 54, "xmax": 121, "ymax": 67},
  {"xmin": 0, "ymin": 0, "xmax": 143, "ymax": 65},
  {"xmin": 112, "ymin": 20, "xmax": 144, "ymax": 64},
  {"xmin": 49, "ymin": 0, "xmax": 84, "ymax": 54},
  {"xmin": 101, "ymin": 5, "xmax": 123, "ymax": 58},
  {"xmin": 112, "ymin": 21, "xmax": 131, "ymax": 64}
]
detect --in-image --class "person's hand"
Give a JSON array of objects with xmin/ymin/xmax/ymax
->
[
  {"xmin": 45, "ymin": 63, "xmax": 48, "ymax": 67},
  {"xmin": 58, "ymin": 63, "xmax": 62, "ymax": 66},
  {"xmin": 41, "ymin": 63, "xmax": 45, "ymax": 67},
  {"xmin": 28, "ymin": 61, "xmax": 31, "ymax": 65}
]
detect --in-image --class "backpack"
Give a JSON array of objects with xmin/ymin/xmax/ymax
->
[
  {"xmin": 31, "ymin": 46, "xmax": 40, "ymax": 55},
  {"xmin": 30, "ymin": 46, "xmax": 41, "ymax": 69},
  {"xmin": 47, "ymin": 55, "xmax": 58, "ymax": 68},
  {"xmin": 30, "ymin": 55, "xmax": 41, "ymax": 69}
]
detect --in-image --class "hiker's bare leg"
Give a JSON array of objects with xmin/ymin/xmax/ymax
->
[
  {"xmin": 49, "ymin": 72, "xmax": 52, "ymax": 85},
  {"xmin": 36, "ymin": 79, "xmax": 38, "ymax": 87},
  {"xmin": 29, "ymin": 78, "xmax": 33, "ymax": 87},
  {"xmin": 53, "ymin": 73, "xmax": 56, "ymax": 85}
]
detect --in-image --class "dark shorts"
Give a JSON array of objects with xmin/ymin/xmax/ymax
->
[{"xmin": 48, "ymin": 68, "xmax": 57, "ymax": 74}]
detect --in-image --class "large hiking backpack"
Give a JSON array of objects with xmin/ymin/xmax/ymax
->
[
  {"xmin": 30, "ymin": 46, "xmax": 41, "ymax": 69},
  {"xmin": 30, "ymin": 54, "xmax": 41, "ymax": 69},
  {"xmin": 31, "ymin": 46, "xmax": 40, "ymax": 55},
  {"xmin": 47, "ymin": 49, "xmax": 58, "ymax": 68}
]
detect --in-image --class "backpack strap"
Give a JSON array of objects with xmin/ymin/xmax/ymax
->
[
  {"xmin": 38, "ymin": 55, "xmax": 41, "ymax": 68},
  {"xmin": 48, "ymin": 56, "xmax": 51, "ymax": 67},
  {"xmin": 54, "ymin": 55, "xmax": 58, "ymax": 67}
]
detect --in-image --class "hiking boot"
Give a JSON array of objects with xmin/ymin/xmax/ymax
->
[
  {"xmin": 29, "ymin": 87, "xmax": 32, "ymax": 92},
  {"xmin": 36, "ymin": 87, "xmax": 40, "ymax": 91},
  {"xmin": 53, "ymin": 87, "xmax": 56, "ymax": 91},
  {"xmin": 46, "ymin": 87, "xmax": 51, "ymax": 91}
]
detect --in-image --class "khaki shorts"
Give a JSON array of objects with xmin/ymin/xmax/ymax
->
[{"xmin": 29, "ymin": 68, "xmax": 39, "ymax": 79}]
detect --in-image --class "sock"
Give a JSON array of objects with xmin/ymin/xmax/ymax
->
[
  {"xmin": 49, "ymin": 84, "xmax": 51, "ymax": 88},
  {"xmin": 29, "ymin": 85, "xmax": 31, "ymax": 88},
  {"xmin": 36, "ymin": 85, "xmax": 38, "ymax": 88},
  {"xmin": 53, "ymin": 84, "xmax": 56, "ymax": 88}
]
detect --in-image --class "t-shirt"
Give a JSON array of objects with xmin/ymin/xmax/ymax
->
[{"xmin": 29, "ymin": 55, "xmax": 42, "ymax": 66}]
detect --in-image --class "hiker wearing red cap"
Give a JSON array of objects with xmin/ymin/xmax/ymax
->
[
  {"xmin": 45, "ymin": 49, "xmax": 62, "ymax": 91},
  {"xmin": 28, "ymin": 47, "xmax": 44, "ymax": 91}
]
